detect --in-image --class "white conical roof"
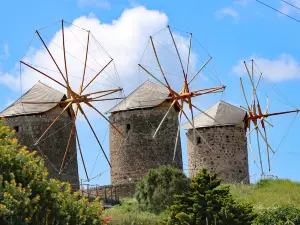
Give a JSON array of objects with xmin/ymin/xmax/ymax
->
[
  {"xmin": 107, "ymin": 80, "xmax": 170, "ymax": 113},
  {"xmin": 182, "ymin": 101, "xmax": 246, "ymax": 129},
  {"xmin": 0, "ymin": 81, "xmax": 65, "ymax": 117}
]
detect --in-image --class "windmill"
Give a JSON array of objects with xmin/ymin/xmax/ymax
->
[
  {"xmin": 19, "ymin": 20, "xmax": 124, "ymax": 181},
  {"xmin": 240, "ymin": 59, "xmax": 299, "ymax": 175},
  {"xmin": 138, "ymin": 25, "xmax": 226, "ymax": 160}
]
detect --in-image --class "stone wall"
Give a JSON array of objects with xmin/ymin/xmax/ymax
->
[
  {"xmin": 187, "ymin": 125, "xmax": 249, "ymax": 184},
  {"xmin": 3, "ymin": 105, "xmax": 79, "ymax": 190},
  {"xmin": 109, "ymin": 102, "xmax": 182, "ymax": 185}
]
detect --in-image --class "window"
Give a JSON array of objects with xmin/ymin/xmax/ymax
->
[
  {"xmin": 126, "ymin": 124, "xmax": 131, "ymax": 133},
  {"xmin": 197, "ymin": 137, "xmax": 201, "ymax": 145},
  {"xmin": 14, "ymin": 126, "xmax": 19, "ymax": 133}
]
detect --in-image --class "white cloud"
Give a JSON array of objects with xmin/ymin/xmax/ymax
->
[
  {"xmin": 233, "ymin": 0, "xmax": 253, "ymax": 7},
  {"xmin": 0, "ymin": 6, "xmax": 198, "ymax": 114},
  {"xmin": 77, "ymin": 0, "xmax": 111, "ymax": 9},
  {"xmin": 232, "ymin": 54, "xmax": 300, "ymax": 82},
  {"xmin": 0, "ymin": 44, "xmax": 9, "ymax": 60},
  {"xmin": 215, "ymin": 7, "xmax": 240, "ymax": 21},
  {"xmin": 280, "ymin": 0, "xmax": 300, "ymax": 15}
]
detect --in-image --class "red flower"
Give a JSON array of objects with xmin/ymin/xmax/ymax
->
[{"xmin": 102, "ymin": 217, "xmax": 111, "ymax": 223}]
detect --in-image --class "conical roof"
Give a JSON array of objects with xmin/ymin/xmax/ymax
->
[
  {"xmin": 0, "ymin": 81, "xmax": 65, "ymax": 117},
  {"xmin": 107, "ymin": 80, "xmax": 170, "ymax": 113},
  {"xmin": 182, "ymin": 101, "xmax": 246, "ymax": 129}
]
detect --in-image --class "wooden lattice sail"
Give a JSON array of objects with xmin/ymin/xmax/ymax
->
[
  {"xmin": 19, "ymin": 20, "xmax": 123, "ymax": 181},
  {"xmin": 138, "ymin": 26, "xmax": 225, "ymax": 160},
  {"xmin": 240, "ymin": 59, "xmax": 299, "ymax": 175}
]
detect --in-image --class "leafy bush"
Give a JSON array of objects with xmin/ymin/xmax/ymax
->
[
  {"xmin": 135, "ymin": 165, "xmax": 188, "ymax": 214},
  {"xmin": 254, "ymin": 205, "xmax": 300, "ymax": 225},
  {"xmin": 168, "ymin": 168, "xmax": 256, "ymax": 225},
  {"xmin": 0, "ymin": 119, "xmax": 110, "ymax": 225}
]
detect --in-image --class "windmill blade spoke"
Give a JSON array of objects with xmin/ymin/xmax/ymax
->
[
  {"xmin": 78, "ymin": 104, "xmax": 111, "ymax": 167},
  {"xmin": 153, "ymin": 99, "xmax": 178, "ymax": 138},
  {"xmin": 90, "ymin": 97, "xmax": 124, "ymax": 102},
  {"xmin": 35, "ymin": 102, "xmax": 72, "ymax": 145},
  {"xmin": 74, "ymin": 127, "xmax": 89, "ymax": 182},
  {"xmin": 240, "ymin": 78, "xmax": 251, "ymax": 110},
  {"xmin": 246, "ymin": 120, "xmax": 262, "ymax": 137},
  {"xmin": 36, "ymin": 30, "xmax": 67, "ymax": 85},
  {"xmin": 264, "ymin": 119, "xmax": 274, "ymax": 127},
  {"xmin": 62, "ymin": 20, "xmax": 70, "ymax": 98},
  {"xmin": 150, "ymin": 36, "xmax": 172, "ymax": 89},
  {"xmin": 188, "ymin": 56, "xmax": 212, "ymax": 85},
  {"xmin": 85, "ymin": 102, "xmax": 124, "ymax": 137},
  {"xmin": 79, "ymin": 31, "xmax": 90, "ymax": 95},
  {"xmin": 138, "ymin": 64, "xmax": 168, "ymax": 89},
  {"xmin": 248, "ymin": 129, "xmax": 256, "ymax": 163},
  {"xmin": 173, "ymin": 110, "xmax": 183, "ymax": 161},
  {"xmin": 21, "ymin": 101, "xmax": 69, "ymax": 104},
  {"xmin": 255, "ymin": 129, "xmax": 264, "ymax": 175},
  {"xmin": 263, "ymin": 126, "xmax": 271, "ymax": 172},
  {"xmin": 167, "ymin": 25, "xmax": 186, "ymax": 78},
  {"xmin": 190, "ymin": 103, "xmax": 217, "ymax": 122},
  {"xmin": 257, "ymin": 127, "xmax": 275, "ymax": 153},
  {"xmin": 185, "ymin": 33, "xmax": 192, "ymax": 80},
  {"xmin": 82, "ymin": 58, "xmax": 113, "ymax": 93}
]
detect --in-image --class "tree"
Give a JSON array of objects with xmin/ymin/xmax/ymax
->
[
  {"xmin": 168, "ymin": 168, "xmax": 256, "ymax": 225},
  {"xmin": 135, "ymin": 165, "xmax": 188, "ymax": 214},
  {"xmin": 0, "ymin": 119, "xmax": 110, "ymax": 225}
]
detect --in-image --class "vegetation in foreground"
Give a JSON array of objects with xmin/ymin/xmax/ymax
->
[{"xmin": 0, "ymin": 120, "xmax": 110, "ymax": 225}]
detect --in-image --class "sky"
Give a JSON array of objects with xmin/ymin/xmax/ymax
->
[{"xmin": 1, "ymin": 0, "xmax": 300, "ymax": 186}]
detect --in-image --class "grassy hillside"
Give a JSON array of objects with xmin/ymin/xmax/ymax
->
[{"xmin": 231, "ymin": 179, "xmax": 300, "ymax": 211}]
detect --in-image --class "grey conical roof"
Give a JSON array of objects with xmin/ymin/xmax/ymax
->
[
  {"xmin": 0, "ymin": 81, "xmax": 65, "ymax": 117},
  {"xmin": 107, "ymin": 80, "xmax": 170, "ymax": 113},
  {"xmin": 182, "ymin": 101, "xmax": 246, "ymax": 129}
]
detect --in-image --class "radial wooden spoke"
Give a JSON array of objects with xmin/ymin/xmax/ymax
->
[
  {"xmin": 85, "ymin": 102, "xmax": 124, "ymax": 137},
  {"xmin": 82, "ymin": 58, "xmax": 113, "ymax": 93},
  {"xmin": 78, "ymin": 104, "xmax": 111, "ymax": 167},
  {"xmin": 36, "ymin": 30, "xmax": 68, "ymax": 85},
  {"xmin": 82, "ymin": 88, "xmax": 122, "ymax": 98},
  {"xmin": 59, "ymin": 116, "xmax": 77, "ymax": 174},
  {"xmin": 190, "ymin": 103, "xmax": 217, "ymax": 122},
  {"xmin": 153, "ymin": 99, "xmax": 178, "ymax": 138},
  {"xmin": 240, "ymin": 78, "xmax": 251, "ymax": 110},
  {"xmin": 167, "ymin": 26, "xmax": 186, "ymax": 78},
  {"xmin": 150, "ymin": 36, "xmax": 172, "ymax": 89},
  {"xmin": 79, "ymin": 31, "xmax": 90, "ymax": 95},
  {"xmin": 90, "ymin": 97, "xmax": 124, "ymax": 102},
  {"xmin": 248, "ymin": 129, "xmax": 256, "ymax": 162},
  {"xmin": 185, "ymin": 33, "xmax": 192, "ymax": 80},
  {"xmin": 188, "ymin": 56, "xmax": 212, "ymax": 85},
  {"xmin": 62, "ymin": 20, "xmax": 70, "ymax": 98},
  {"xmin": 246, "ymin": 119, "xmax": 262, "ymax": 137},
  {"xmin": 138, "ymin": 64, "xmax": 169, "ymax": 88},
  {"xmin": 35, "ymin": 102, "xmax": 72, "ymax": 145},
  {"xmin": 20, "ymin": 61, "xmax": 78, "ymax": 97},
  {"xmin": 21, "ymin": 100, "xmax": 69, "ymax": 104},
  {"xmin": 256, "ymin": 128, "xmax": 264, "ymax": 175},
  {"xmin": 257, "ymin": 127, "xmax": 275, "ymax": 153},
  {"xmin": 75, "ymin": 127, "xmax": 89, "ymax": 181},
  {"xmin": 263, "ymin": 126, "xmax": 271, "ymax": 172},
  {"xmin": 173, "ymin": 109, "xmax": 183, "ymax": 161},
  {"xmin": 90, "ymin": 90, "xmax": 121, "ymax": 100}
]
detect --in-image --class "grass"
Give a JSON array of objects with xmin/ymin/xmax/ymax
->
[
  {"xmin": 230, "ymin": 179, "xmax": 300, "ymax": 211},
  {"xmin": 104, "ymin": 198, "xmax": 169, "ymax": 225}
]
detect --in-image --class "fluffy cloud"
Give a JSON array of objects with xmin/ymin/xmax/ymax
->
[
  {"xmin": 77, "ymin": 0, "xmax": 111, "ymax": 9},
  {"xmin": 215, "ymin": 7, "xmax": 240, "ymax": 21},
  {"xmin": 232, "ymin": 54, "xmax": 300, "ymax": 82},
  {"xmin": 0, "ymin": 44, "xmax": 9, "ymax": 60}
]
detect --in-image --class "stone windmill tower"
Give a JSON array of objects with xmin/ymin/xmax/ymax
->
[
  {"xmin": 183, "ymin": 101, "xmax": 249, "ymax": 184},
  {"xmin": 108, "ymin": 80, "xmax": 183, "ymax": 185},
  {"xmin": 0, "ymin": 81, "xmax": 79, "ymax": 190}
]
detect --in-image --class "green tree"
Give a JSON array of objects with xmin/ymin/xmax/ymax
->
[
  {"xmin": 168, "ymin": 168, "xmax": 256, "ymax": 225},
  {"xmin": 0, "ymin": 119, "xmax": 110, "ymax": 225},
  {"xmin": 135, "ymin": 165, "xmax": 188, "ymax": 214}
]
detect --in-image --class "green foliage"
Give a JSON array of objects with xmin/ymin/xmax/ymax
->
[
  {"xmin": 254, "ymin": 205, "xmax": 300, "ymax": 225},
  {"xmin": 135, "ymin": 165, "xmax": 188, "ymax": 214},
  {"xmin": 168, "ymin": 168, "xmax": 256, "ymax": 225},
  {"xmin": 0, "ymin": 119, "xmax": 110, "ymax": 225},
  {"xmin": 104, "ymin": 198, "xmax": 169, "ymax": 225},
  {"xmin": 231, "ymin": 179, "xmax": 300, "ymax": 211}
]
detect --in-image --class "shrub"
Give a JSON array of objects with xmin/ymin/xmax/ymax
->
[
  {"xmin": 135, "ymin": 165, "xmax": 188, "ymax": 214},
  {"xmin": 0, "ymin": 119, "xmax": 110, "ymax": 225},
  {"xmin": 254, "ymin": 205, "xmax": 300, "ymax": 224},
  {"xmin": 168, "ymin": 168, "xmax": 256, "ymax": 225}
]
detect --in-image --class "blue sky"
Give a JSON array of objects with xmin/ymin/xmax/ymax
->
[{"xmin": 1, "ymin": 0, "xmax": 300, "ymax": 185}]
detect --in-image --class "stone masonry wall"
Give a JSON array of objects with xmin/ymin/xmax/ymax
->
[
  {"xmin": 3, "ymin": 106, "xmax": 79, "ymax": 190},
  {"xmin": 187, "ymin": 125, "xmax": 249, "ymax": 184},
  {"xmin": 109, "ymin": 103, "xmax": 182, "ymax": 185}
]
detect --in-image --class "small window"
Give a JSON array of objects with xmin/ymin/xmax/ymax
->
[
  {"xmin": 14, "ymin": 126, "xmax": 19, "ymax": 133},
  {"xmin": 126, "ymin": 124, "xmax": 131, "ymax": 133},
  {"xmin": 197, "ymin": 137, "xmax": 201, "ymax": 145}
]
